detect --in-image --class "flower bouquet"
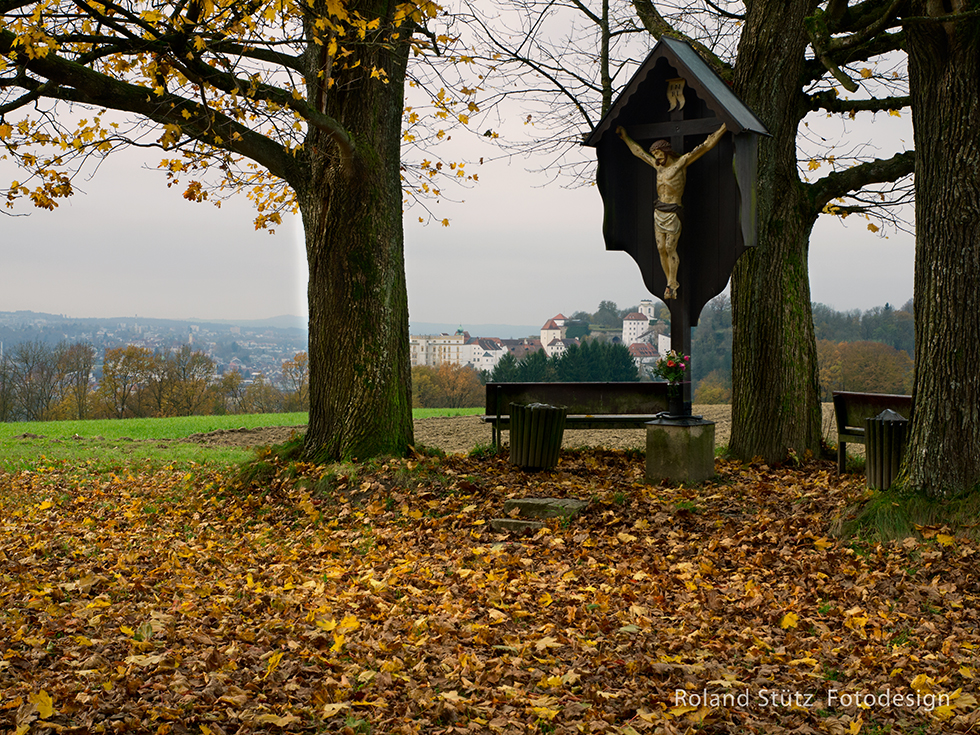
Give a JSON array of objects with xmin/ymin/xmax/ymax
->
[
  {"xmin": 654, "ymin": 350, "xmax": 690, "ymax": 416},
  {"xmin": 654, "ymin": 350, "xmax": 690, "ymax": 384}
]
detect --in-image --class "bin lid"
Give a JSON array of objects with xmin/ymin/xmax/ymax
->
[{"xmin": 874, "ymin": 409, "xmax": 908, "ymax": 422}]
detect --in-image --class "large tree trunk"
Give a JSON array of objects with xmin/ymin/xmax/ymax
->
[
  {"xmin": 728, "ymin": 0, "xmax": 823, "ymax": 463},
  {"xmin": 903, "ymin": 4, "xmax": 980, "ymax": 496},
  {"xmin": 298, "ymin": 7, "xmax": 415, "ymax": 462}
]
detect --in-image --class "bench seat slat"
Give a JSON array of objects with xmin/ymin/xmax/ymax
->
[{"xmin": 484, "ymin": 414, "xmax": 665, "ymax": 430}]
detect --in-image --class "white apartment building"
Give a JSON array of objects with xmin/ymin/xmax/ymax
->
[
  {"xmin": 468, "ymin": 338, "xmax": 506, "ymax": 372},
  {"xmin": 410, "ymin": 331, "xmax": 466, "ymax": 367},
  {"xmin": 622, "ymin": 312, "xmax": 653, "ymax": 345},
  {"xmin": 410, "ymin": 330, "xmax": 506, "ymax": 372}
]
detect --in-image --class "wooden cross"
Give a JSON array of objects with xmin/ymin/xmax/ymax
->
[{"xmin": 620, "ymin": 109, "xmax": 725, "ymax": 413}]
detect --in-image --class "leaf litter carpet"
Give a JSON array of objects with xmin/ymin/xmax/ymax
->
[{"xmin": 1, "ymin": 448, "xmax": 977, "ymax": 733}]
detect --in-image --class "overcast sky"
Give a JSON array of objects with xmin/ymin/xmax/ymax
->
[{"xmin": 1, "ymin": 109, "xmax": 914, "ymax": 330}]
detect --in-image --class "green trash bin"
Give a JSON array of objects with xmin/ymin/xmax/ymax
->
[
  {"xmin": 865, "ymin": 408, "xmax": 908, "ymax": 490},
  {"xmin": 509, "ymin": 403, "xmax": 567, "ymax": 471}
]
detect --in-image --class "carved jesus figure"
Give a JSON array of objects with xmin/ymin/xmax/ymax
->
[{"xmin": 616, "ymin": 123, "xmax": 727, "ymax": 300}]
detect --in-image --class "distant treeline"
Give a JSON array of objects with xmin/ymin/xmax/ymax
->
[
  {"xmin": 688, "ymin": 297, "xmax": 915, "ymax": 403},
  {"xmin": 490, "ymin": 341, "xmax": 639, "ymax": 384},
  {"xmin": 2, "ymin": 300, "xmax": 915, "ymax": 419},
  {"xmin": 0, "ymin": 340, "xmax": 309, "ymax": 422}
]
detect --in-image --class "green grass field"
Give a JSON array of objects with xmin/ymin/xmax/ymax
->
[
  {"xmin": 410, "ymin": 406, "xmax": 482, "ymax": 419},
  {"xmin": 0, "ymin": 408, "xmax": 482, "ymax": 472},
  {"xmin": 0, "ymin": 412, "xmax": 309, "ymax": 444}
]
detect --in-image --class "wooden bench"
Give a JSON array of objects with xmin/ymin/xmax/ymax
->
[
  {"xmin": 832, "ymin": 390, "xmax": 912, "ymax": 473},
  {"xmin": 484, "ymin": 381, "xmax": 669, "ymax": 448}
]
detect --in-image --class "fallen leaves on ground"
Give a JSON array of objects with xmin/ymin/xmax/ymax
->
[{"xmin": 1, "ymin": 450, "xmax": 978, "ymax": 734}]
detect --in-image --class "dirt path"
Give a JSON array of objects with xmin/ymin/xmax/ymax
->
[
  {"xmin": 185, "ymin": 404, "xmax": 839, "ymax": 454},
  {"xmin": 184, "ymin": 413, "xmax": 705, "ymax": 453}
]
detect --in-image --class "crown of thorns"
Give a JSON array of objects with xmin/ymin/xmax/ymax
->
[{"xmin": 649, "ymin": 139, "xmax": 677, "ymax": 157}]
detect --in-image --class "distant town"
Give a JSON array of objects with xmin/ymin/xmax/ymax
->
[
  {"xmin": 0, "ymin": 303, "xmax": 671, "ymax": 421},
  {"xmin": 1, "ymin": 295, "xmax": 915, "ymax": 421},
  {"xmin": 1, "ymin": 301, "xmax": 669, "ymax": 387},
  {"xmin": 0, "ymin": 311, "xmax": 308, "ymax": 388},
  {"xmin": 409, "ymin": 299, "xmax": 669, "ymax": 378}
]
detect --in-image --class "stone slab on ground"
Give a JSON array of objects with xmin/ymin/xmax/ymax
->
[
  {"xmin": 503, "ymin": 498, "xmax": 589, "ymax": 519},
  {"xmin": 490, "ymin": 519, "xmax": 546, "ymax": 533}
]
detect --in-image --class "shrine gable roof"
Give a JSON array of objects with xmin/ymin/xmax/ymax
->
[{"xmin": 583, "ymin": 37, "xmax": 768, "ymax": 147}]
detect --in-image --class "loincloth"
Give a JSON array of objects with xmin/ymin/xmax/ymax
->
[{"xmin": 654, "ymin": 201, "xmax": 683, "ymax": 236}]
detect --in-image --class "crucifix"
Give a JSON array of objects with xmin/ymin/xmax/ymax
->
[
  {"xmin": 616, "ymin": 120, "xmax": 728, "ymax": 302},
  {"xmin": 614, "ymin": 104, "xmax": 729, "ymax": 412},
  {"xmin": 583, "ymin": 38, "xmax": 767, "ymax": 418}
]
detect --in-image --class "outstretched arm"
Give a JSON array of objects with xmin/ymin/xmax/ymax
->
[
  {"xmin": 616, "ymin": 126, "xmax": 659, "ymax": 168},
  {"xmin": 677, "ymin": 123, "xmax": 727, "ymax": 167}
]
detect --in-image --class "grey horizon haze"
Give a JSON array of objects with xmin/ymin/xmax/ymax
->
[{"xmin": 1, "ymin": 116, "xmax": 914, "ymax": 329}]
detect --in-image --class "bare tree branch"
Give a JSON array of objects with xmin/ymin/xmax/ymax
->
[
  {"xmin": 631, "ymin": 0, "xmax": 733, "ymax": 77},
  {"xmin": 804, "ymin": 0, "xmax": 905, "ymax": 91},
  {"xmin": 805, "ymin": 91, "xmax": 910, "ymax": 113},
  {"xmin": 808, "ymin": 149, "xmax": 914, "ymax": 212}
]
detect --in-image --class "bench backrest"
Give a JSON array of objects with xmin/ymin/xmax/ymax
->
[
  {"xmin": 486, "ymin": 381, "xmax": 668, "ymax": 416},
  {"xmin": 832, "ymin": 391, "xmax": 912, "ymax": 431}
]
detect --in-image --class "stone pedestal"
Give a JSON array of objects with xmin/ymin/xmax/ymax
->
[{"xmin": 646, "ymin": 417, "xmax": 716, "ymax": 484}]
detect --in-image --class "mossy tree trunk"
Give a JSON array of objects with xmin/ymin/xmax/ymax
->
[
  {"xmin": 296, "ymin": 1, "xmax": 415, "ymax": 462},
  {"xmin": 0, "ymin": 0, "xmax": 420, "ymax": 460},
  {"xmin": 728, "ymin": 0, "xmax": 824, "ymax": 463},
  {"xmin": 903, "ymin": 3, "xmax": 980, "ymax": 496}
]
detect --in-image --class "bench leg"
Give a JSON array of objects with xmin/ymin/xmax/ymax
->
[{"xmin": 838, "ymin": 441, "xmax": 846, "ymax": 474}]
